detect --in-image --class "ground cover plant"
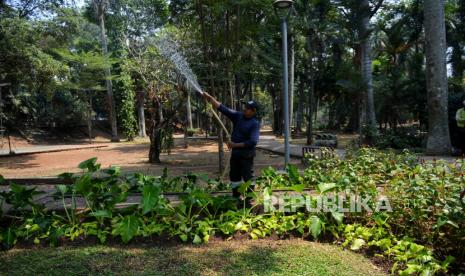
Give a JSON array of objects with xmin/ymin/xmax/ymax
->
[{"xmin": 1, "ymin": 149, "xmax": 464, "ymax": 275}]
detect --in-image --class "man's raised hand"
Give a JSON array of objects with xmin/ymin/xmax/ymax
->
[{"xmin": 202, "ymin": 92, "xmax": 221, "ymax": 109}]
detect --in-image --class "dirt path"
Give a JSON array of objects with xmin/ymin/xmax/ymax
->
[{"xmin": 0, "ymin": 139, "xmax": 300, "ymax": 178}]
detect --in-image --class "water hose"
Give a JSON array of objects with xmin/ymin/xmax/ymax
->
[
  {"xmin": 206, "ymin": 104, "xmax": 231, "ymax": 179},
  {"xmin": 208, "ymin": 105, "xmax": 230, "ymax": 138}
]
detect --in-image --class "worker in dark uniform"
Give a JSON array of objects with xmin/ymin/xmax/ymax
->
[{"xmin": 202, "ymin": 92, "xmax": 260, "ymax": 203}]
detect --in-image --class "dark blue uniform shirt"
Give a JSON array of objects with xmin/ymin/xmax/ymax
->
[{"xmin": 218, "ymin": 104, "xmax": 260, "ymax": 156}]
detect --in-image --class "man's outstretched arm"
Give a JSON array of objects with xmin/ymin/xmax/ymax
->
[
  {"xmin": 202, "ymin": 92, "xmax": 221, "ymax": 109},
  {"xmin": 202, "ymin": 92, "xmax": 240, "ymax": 121}
]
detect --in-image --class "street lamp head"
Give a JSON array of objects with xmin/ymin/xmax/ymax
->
[
  {"xmin": 273, "ymin": 0, "xmax": 293, "ymax": 19},
  {"xmin": 273, "ymin": 0, "xmax": 293, "ymax": 10}
]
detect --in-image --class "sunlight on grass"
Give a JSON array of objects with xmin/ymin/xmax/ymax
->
[{"xmin": 0, "ymin": 240, "xmax": 386, "ymax": 276}]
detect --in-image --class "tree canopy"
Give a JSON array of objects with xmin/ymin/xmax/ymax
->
[{"xmin": 1, "ymin": 0, "xmax": 464, "ymax": 160}]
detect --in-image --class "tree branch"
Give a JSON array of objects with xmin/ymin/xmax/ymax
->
[{"xmin": 370, "ymin": 0, "xmax": 384, "ymax": 18}]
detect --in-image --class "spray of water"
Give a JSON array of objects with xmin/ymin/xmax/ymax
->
[
  {"xmin": 155, "ymin": 37, "xmax": 204, "ymax": 95},
  {"xmin": 154, "ymin": 36, "xmax": 230, "ymax": 141}
]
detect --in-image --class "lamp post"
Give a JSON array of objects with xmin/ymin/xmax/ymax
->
[{"xmin": 274, "ymin": 0, "xmax": 293, "ymax": 167}]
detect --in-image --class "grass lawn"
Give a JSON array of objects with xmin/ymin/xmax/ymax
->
[{"xmin": 0, "ymin": 239, "xmax": 386, "ymax": 276}]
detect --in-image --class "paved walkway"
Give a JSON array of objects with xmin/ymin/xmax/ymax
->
[
  {"xmin": 186, "ymin": 134, "xmax": 345, "ymax": 159},
  {"xmin": 0, "ymin": 144, "xmax": 109, "ymax": 157},
  {"xmin": 257, "ymin": 135, "xmax": 346, "ymax": 158}
]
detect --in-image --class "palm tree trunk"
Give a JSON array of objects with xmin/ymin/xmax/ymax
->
[
  {"xmin": 424, "ymin": 0, "xmax": 451, "ymax": 155},
  {"xmin": 360, "ymin": 0, "xmax": 377, "ymax": 143},
  {"xmin": 94, "ymin": 0, "xmax": 119, "ymax": 142},
  {"xmin": 137, "ymin": 90, "xmax": 146, "ymax": 137}
]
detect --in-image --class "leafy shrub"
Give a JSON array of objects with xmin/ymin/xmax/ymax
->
[
  {"xmin": 374, "ymin": 127, "xmax": 426, "ymax": 150},
  {"xmin": 1, "ymin": 149, "xmax": 464, "ymax": 274},
  {"xmin": 187, "ymin": 128, "xmax": 199, "ymax": 137}
]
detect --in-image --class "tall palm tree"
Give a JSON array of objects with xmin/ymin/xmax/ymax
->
[
  {"xmin": 360, "ymin": 0, "xmax": 378, "ymax": 139},
  {"xmin": 423, "ymin": 0, "xmax": 451, "ymax": 155},
  {"xmin": 93, "ymin": 0, "xmax": 119, "ymax": 142}
]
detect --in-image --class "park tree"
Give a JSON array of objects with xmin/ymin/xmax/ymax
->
[
  {"xmin": 169, "ymin": 0, "xmax": 277, "ymax": 172},
  {"xmin": 2, "ymin": 0, "xmax": 465, "ymax": 161},
  {"xmin": 423, "ymin": 0, "xmax": 452, "ymax": 155},
  {"xmin": 0, "ymin": 9, "xmax": 68, "ymax": 129},
  {"xmin": 101, "ymin": 0, "xmax": 169, "ymax": 140},
  {"xmin": 333, "ymin": 0, "xmax": 383, "ymax": 143},
  {"xmin": 92, "ymin": 0, "xmax": 119, "ymax": 142},
  {"xmin": 55, "ymin": 47, "xmax": 108, "ymax": 142}
]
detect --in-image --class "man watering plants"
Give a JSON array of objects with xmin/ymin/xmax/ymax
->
[{"xmin": 202, "ymin": 92, "xmax": 260, "ymax": 204}]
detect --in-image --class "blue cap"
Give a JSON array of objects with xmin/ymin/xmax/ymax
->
[{"xmin": 242, "ymin": 100, "xmax": 259, "ymax": 111}]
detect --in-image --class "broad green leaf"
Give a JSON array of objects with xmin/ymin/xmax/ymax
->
[
  {"xmin": 238, "ymin": 180, "xmax": 252, "ymax": 194},
  {"xmin": 141, "ymin": 184, "xmax": 161, "ymax": 214},
  {"xmin": 78, "ymin": 158, "xmax": 100, "ymax": 172},
  {"xmin": 112, "ymin": 215, "xmax": 140, "ymax": 243},
  {"xmin": 445, "ymin": 220, "xmax": 459, "ymax": 229},
  {"xmin": 2, "ymin": 227, "xmax": 17, "ymax": 249},
  {"xmin": 235, "ymin": 221, "xmax": 249, "ymax": 231},
  {"xmin": 90, "ymin": 210, "xmax": 111, "ymax": 218},
  {"xmin": 288, "ymin": 184, "xmax": 305, "ymax": 193},
  {"xmin": 74, "ymin": 174, "xmax": 93, "ymax": 196},
  {"xmin": 56, "ymin": 185, "xmax": 68, "ymax": 195},
  {"xmin": 263, "ymin": 186, "xmax": 273, "ymax": 196},
  {"xmin": 317, "ymin": 183, "xmax": 337, "ymax": 194},
  {"xmin": 441, "ymin": 256, "xmax": 455, "ymax": 269},
  {"xmin": 287, "ymin": 164, "xmax": 300, "ymax": 184},
  {"xmin": 350, "ymin": 238, "xmax": 366, "ymax": 251},
  {"xmin": 309, "ymin": 215, "xmax": 323, "ymax": 239},
  {"xmin": 192, "ymin": 234, "xmax": 202, "ymax": 244},
  {"xmin": 58, "ymin": 172, "xmax": 74, "ymax": 181},
  {"xmin": 331, "ymin": 211, "xmax": 344, "ymax": 224},
  {"xmin": 48, "ymin": 227, "xmax": 64, "ymax": 247},
  {"xmin": 105, "ymin": 166, "xmax": 121, "ymax": 176}
]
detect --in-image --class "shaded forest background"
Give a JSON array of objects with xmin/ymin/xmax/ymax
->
[{"xmin": 1, "ymin": 0, "xmax": 464, "ymax": 165}]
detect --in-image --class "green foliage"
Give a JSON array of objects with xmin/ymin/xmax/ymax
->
[
  {"xmin": 116, "ymin": 59, "xmax": 138, "ymax": 141},
  {"xmin": 112, "ymin": 215, "xmax": 141, "ymax": 243},
  {"xmin": 0, "ymin": 184, "xmax": 43, "ymax": 211},
  {"xmin": 1, "ymin": 227, "xmax": 17, "ymax": 249},
  {"xmin": 186, "ymin": 128, "xmax": 199, "ymax": 137},
  {"xmin": 140, "ymin": 182, "xmax": 161, "ymax": 215},
  {"xmin": 342, "ymin": 224, "xmax": 454, "ymax": 275},
  {"xmin": 374, "ymin": 127, "xmax": 426, "ymax": 150},
  {"xmin": 1, "ymin": 150, "xmax": 464, "ymax": 274}
]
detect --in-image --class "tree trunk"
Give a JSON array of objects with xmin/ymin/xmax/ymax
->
[
  {"xmin": 295, "ymin": 75, "xmax": 304, "ymax": 132},
  {"xmin": 360, "ymin": 0, "xmax": 377, "ymax": 143},
  {"xmin": 149, "ymin": 127, "xmax": 162, "ymax": 163},
  {"xmin": 306, "ymin": 77, "xmax": 314, "ymax": 145},
  {"xmin": 137, "ymin": 90, "xmax": 146, "ymax": 137},
  {"xmin": 186, "ymin": 91, "xmax": 193, "ymax": 129},
  {"xmin": 149, "ymin": 99, "xmax": 163, "ymax": 164},
  {"xmin": 94, "ymin": 0, "xmax": 119, "ymax": 142},
  {"xmin": 424, "ymin": 0, "xmax": 451, "ymax": 155},
  {"xmin": 88, "ymin": 92, "xmax": 93, "ymax": 144}
]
